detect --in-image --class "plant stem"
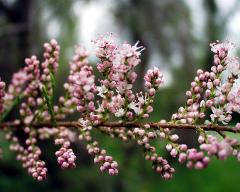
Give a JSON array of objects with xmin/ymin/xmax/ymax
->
[{"xmin": 0, "ymin": 121, "xmax": 239, "ymax": 133}]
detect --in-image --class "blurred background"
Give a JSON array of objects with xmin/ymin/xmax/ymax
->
[{"xmin": 0, "ymin": 0, "xmax": 240, "ymax": 191}]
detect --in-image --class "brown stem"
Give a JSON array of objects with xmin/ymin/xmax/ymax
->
[{"xmin": 0, "ymin": 121, "xmax": 239, "ymax": 133}]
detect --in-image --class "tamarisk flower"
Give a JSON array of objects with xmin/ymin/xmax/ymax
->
[
  {"xmin": 19, "ymin": 56, "xmax": 42, "ymax": 125},
  {"xmin": 3, "ymin": 70, "xmax": 27, "ymax": 110},
  {"xmin": 79, "ymin": 130, "xmax": 119, "ymax": 176},
  {"xmin": 5, "ymin": 128, "xmax": 47, "ymax": 181},
  {"xmin": 0, "ymin": 78, "xmax": 5, "ymax": 114},
  {"xmin": 38, "ymin": 127, "xmax": 58, "ymax": 140},
  {"xmin": 92, "ymin": 146, "xmax": 119, "ymax": 176},
  {"xmin": 171, "ymin": 40, "xmax": 240, "ymax": 125},
  {"xmin": 94, "ymin": 34, "xmax": 146, "ymax": 120},
  {"xmin": 185, "ymin": 149, "xmax": 210, "ymax": 169},
  {"xmin": 42, "ymin": 39, "xmax": 60, "ymax": 76},
  {"xmin": 57, "ymin": 46, "xmax": 90, "ymax": 119},
  {"xmin": 113, "ymin": 67, "xmax": 165, "ymax": 120},
  {"xmin": 227, "ymin": 81, "xmax": 240, "ymax": 113},
  {"xmin": 55, "ymin": 127, "xmax": 76, "ymax": 169},
  {"xmin": 133, "ymin": 127, "xmax": 175, "ymax": 179},
  {"xmin": 71, "ymin": 66, "xmax": 96, "ymax": 112},
  {"xmin": 208, "ymin": 41, "xmax": 240, "ymax": 124},
  {"xmin": 210, "ymin": 40, "xmax": 234, "ymax": 58},
  {"xmin": 144, "ymin": 67, "xmax": 164, "ymax": 91},
  {"xmin": 1, "ymin": 36, "xmax": 240, "ymax": 182},
  {"xmin": 94, "ymin": 34, "xmax": 118, "ymax": 109},
  {"xmin": 25, "ymin": 139, "xmax": 47, "ymax": 181},
  {"xmin": 93, "ymin": 33, "xmax": 117, "ymax": 73},
  {"xmin": 200, "ymin": 135, "xmax": 239, "ymax": 160},
  {"xmin": 41, "ymin": 39, "xmax": 60, "ymax": 111},
  {"xmin": 111, "ymin": 41, "xmax": 144, "ymax": 90},
  {"xmin": 171, "ymin": 69, "xmax": 209, "ymax": 124},
  {"xmin": 68, "ymin": 45, "xmax": 96, "ymax": 116}
]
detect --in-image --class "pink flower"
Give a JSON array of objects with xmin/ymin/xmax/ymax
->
[
  {"xmin": 0, "ymin": 78, "xmax": 6, "ymax": 114},
  {"xmin": 227, "ymin": 83, "xmax": 240, "ymax": 113},
  {"xmin": 210, "ymin": 40, "xmax": 234, "ymax": 59}
]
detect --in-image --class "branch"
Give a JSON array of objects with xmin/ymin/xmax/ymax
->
[{"xmin": 0, "ymin": 121, "xmax": 239, "ymax": 133}]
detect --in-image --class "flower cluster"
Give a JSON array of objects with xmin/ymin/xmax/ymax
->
[
  {"xmin": 0, "ymin": 78, "xmax": 5, "ymax": 114},
  {"xmin": 0, "ymin": 35, "xmax": 240, "ymax": 182},
  {"xmin": 57, "ymin": 46, "xmax": 89, "ymax": 119},
  {"xmin": 94, "ymin": 34, "xmax": 160, "ymax": 121},
  {"xmin": 4, "ymin": 127, "xmax": 47, "ymax": 181},
  {"xmin": 3, "ymin": 70, "xmax": 27, "ymax": 111},
  {"xmin": 200, "ymin": 135, "xmax": 239, "ymax": 160},
  {"xmin": 171, "ymin": 41, "xmax": 240, "ymax": 125},
  {"xmin": 55, "ymin": 127, "xmax": 76, "ymax": 169},
  {"xmin": 79, "ymin": 129, "xmax": 119, "ymax": 175}
]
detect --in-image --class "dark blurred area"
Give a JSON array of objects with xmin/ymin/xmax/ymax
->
[{"xmin": 0, "ymin": 0, "xmax": 240, "ymax": 191}]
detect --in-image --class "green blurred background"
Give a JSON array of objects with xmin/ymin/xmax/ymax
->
[{"xmin": 0, "ymin": 0, "xmax": 240, "ymax": 191}]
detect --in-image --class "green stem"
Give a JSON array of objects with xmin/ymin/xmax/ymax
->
[
  {"xmin": 50, "ymin": 72, "xmax": 56, "ymax": 107},
  {"xmin": 42, "ymin": 86, "xmax": 56, "ymax": 126}
]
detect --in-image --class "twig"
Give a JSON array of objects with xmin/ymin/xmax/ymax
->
[{"xmin": 0, "ymin": 121, "xmax": 239, "ymax": 133}]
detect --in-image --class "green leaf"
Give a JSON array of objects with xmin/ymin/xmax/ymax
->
[
  {"xmin": 50, "ymin": 72, "xmax": 56, "ymax": 107},
  {"xmin": 42, "ymin": 85, "xmax": 56, "ymax": 126}
]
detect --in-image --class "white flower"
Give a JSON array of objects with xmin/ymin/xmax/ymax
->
[
  {"xmin": 129, "ymin": 101, "xmax": 143, "ymax": 115},
  {"xmin": 210, "ymin": 40, "xmax": 235, "ymax": 53},
  {"xmin": 227, "ymin": 81, "xmax": 240, "ymax": 113},
  {"xmin": 210, "ymin": 107, "xmax": 231, "ymax": 124},
  {"xmin": 79, "ymin": 118, "xmax": 92, "ymax": 130},
  {"xmin": 97, "ymin": 85, "xmax": 107, "ymax": 98},
  {"xmin": 24, "ymin": 115, "xmax": 34, "ymax": 125},
  {"xmin": 83, "ymin": 85, "xmax": 91, "ymax": 92},
  {"xmin": 226, "ymin": 58, "xmax": 240, "ymax": 76},
  {"xmin": 115, "ymin": 108, "xmax": 125, "ymax": 117}
]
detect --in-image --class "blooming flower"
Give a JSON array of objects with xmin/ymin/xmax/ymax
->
[{"xmin": 227, "ymin": 85, "xmax": 240, "ymax": 113}]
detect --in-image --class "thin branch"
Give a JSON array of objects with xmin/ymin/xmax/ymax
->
[{"xmin": 0, "ymin": 121, "xmax": 239, "ymax": 133}]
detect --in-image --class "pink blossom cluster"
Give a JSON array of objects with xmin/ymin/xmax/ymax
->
[
  {"xmin": 133, "ymin": 126, "xmax": 175, "ymax": 179},
  {"xmin": 71, "ymin": 65, "xmax": 96, "ymax": 113},
  {"xmin": 5, "ymin": 128, "xmax": 47, "ymax": 181},
  {"xmin": 55, "ymin": 127, "xmax": 76, "ymax": 169},
  {"xmin": 200, "ymin": 135, "xmax": 239, "ymax": 160},
  {"xmin": 227, "ymin": 81, "xmax": 240, "ymax": 114},
  {"xmin": 0, "ymin": 35, "xmax": 240, "ymax": 182},
  {"xmin": 42, "ymin": 39, "xmax": 60, "ymax": 77},
  {"xmin": 57, "ymin": 46, "xmax": 89, "ymax": 119},
  {"xmin": 3, "ymin": 70, "xmax": 27, "ymax": 110},
  {"xmin": 20, "ymin": 56, "xmax": 43, "ymax": 125},
  {"xmin": 93, "ymin": 34, "xmax": 162, "ymax": 120},
  {"xmin": 0, "ymin": 78, "xmax": 5, "ymax": 114},
  {"xmin": 94, "ymin": 151, "xmax": 119, "ymax": 176},
  {"xmin": 41, "ymin": 39, "xmax": 60, "ymax": 117},
  {"xmin": 171, "ymin": 41, "xmax": 240, "ymax": 125},
  {"xmin": 79, "ymin": 130, "xmax": 119, "ymax": 176}
]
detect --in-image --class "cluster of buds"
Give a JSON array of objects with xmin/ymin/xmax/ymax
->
[
  {"xmin": 133, "ymin": 126, "xmax": 175, "ymax": 179},
  {"xmin": 200, "ymin": 135, "xmax": 239, "ymax": 160},
  {"xmin": 0, "ymin": 78, "xmax": 5, "ymax": 114},
  {"xmin": 80, "ymin": 130, "xmax": 119, "ymax": 176},
  {"xmin": 0, "ymin": 35, "xmax": 240, "ymax": 182},
  {"xmin": 71, "ymin": 65, "xmax": 96, "ymax": 113},
  {"xmin": 20, "ymin": 56, "xmax": 42, "ymax": 125},
  {"xmin": 42, "ymin": 39, "xmax": 60, "ymax": 77},
  {"xmin": 94, "ymin": 35, "xmax": 162, "ymax": 121},
  {"xmin": 171, "ymin": 41, "xmax": 240, "ymax": 125},
  {"xmin": 57, "ymin": 46, "xmax": 89, "ymax": 119},
  {"xmin": 4, "ymin": 128, "xmax": 47, "ymax": 181},
  {"xmin": 55, "ymin": 127, "xmax": 76, "ymax": 169},
  {"xmin": 3, "ymin": 70, "xmax": 27, "ymax": 109}
]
